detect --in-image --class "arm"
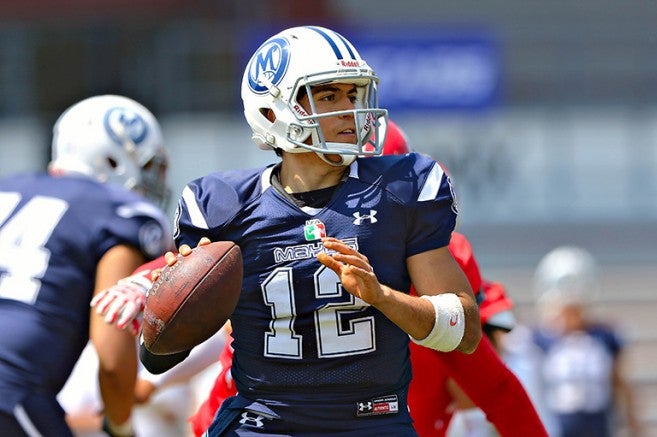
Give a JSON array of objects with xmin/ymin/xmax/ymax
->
[
  {"xmin": 612, "ymin": 349, "xmax": 641, "ymax": 436},
  {"xmin": 135, "ymin": 325, "xmax": 227, "ymax": 403},
  {"xmin": 90, "ymin": 244, "xmax": 146, "ymax": 434},
  {"xmin": 317, "ymin": 238, "xmax": 481, "ymax": 353},
  {"xmin": 91, "ymin": 255, "xmax": 168, "ymax": 335},
  {"xmin": 406, "ymin": 246, "xmax": 481, "ymax": 353}
]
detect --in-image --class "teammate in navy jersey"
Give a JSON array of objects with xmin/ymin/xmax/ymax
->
[
  {"xmin": 532, "ymin": 246, "xmax": 640, "ymax": 437},
  {"xmin": 0, "ymin": 95, "xmax": 172, "ymax": 437},
  {"xmin": 139, "ymin": 26, "xmax": 481, "ymax": 436}
]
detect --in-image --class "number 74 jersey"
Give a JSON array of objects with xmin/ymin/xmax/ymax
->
[
  {"xmin": 0, "ymin": 173, "xmax": 171, "ymax": 412},
  {"xmin": 173, "ymin": 153, "xmax": 458, "ymax": 400}
]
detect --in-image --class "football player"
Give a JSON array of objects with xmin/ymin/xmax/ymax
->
[
  {"xmin": 0, "ymin": 95, "xmax": 172, "ymax": 437},
  {"xmin": 532, "ymin": 246, "xmax": 640, "ymax": 437},
  {"xmin": 187, "ymin": 233, "xmax": 547, "ymax": 437},
  {"xmin": 94, "ymin": 119, "xmax": 547, "ymax": 436},
  {"xmin": 94, "ymin": 118, "xmax": 547, "ymax": 436},
  {"xmin": 143, "ymin": 25, "xmax": 482, "ymax": 436}
]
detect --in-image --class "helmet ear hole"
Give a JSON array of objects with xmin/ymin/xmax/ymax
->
[{"xmin": 107, "ymin": 157, "xmax": 119, "ymax": 169}]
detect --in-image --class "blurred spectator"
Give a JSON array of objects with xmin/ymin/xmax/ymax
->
[{"xmin": 531, "ymin": 246, "xmax": 640, "ymax": 437}]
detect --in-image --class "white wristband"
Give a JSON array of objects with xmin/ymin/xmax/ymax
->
[{"xmin": 410, "ymin": 293, "xmax": 465, "ymax": 352}]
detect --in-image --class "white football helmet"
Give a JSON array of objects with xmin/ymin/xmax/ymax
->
[
  {"xmin": 50, "ymin": 95, "xmax": 170, "ymax": 207},
  {"xmin": 533, "ymin": 245, "xmax": 600, "ymax": 305},
  {"xmin": 241, "ymin": 25, "xmax": 388, "ymax": 166}
]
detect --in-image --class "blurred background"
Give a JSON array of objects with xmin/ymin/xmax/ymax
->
[{"xmin": 0, "ymin": 0, "xmax": 655, "ymax": 434}]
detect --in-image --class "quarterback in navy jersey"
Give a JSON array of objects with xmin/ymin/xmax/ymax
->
[
  {"xmin": 177, "ymin": 153, "xmax": 455, "ymax": 395},
  {"xmin": 141, "ymin": 26, "xmax": 481, "ymax": 436},
  {"xmin": 0, "ymin": 95, "xmax": 171, "ymax": 437}
]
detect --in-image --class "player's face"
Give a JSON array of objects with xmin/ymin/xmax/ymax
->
[{"xmin": 299, "ymin": 83, "xmax": 358, "ymax": 145}]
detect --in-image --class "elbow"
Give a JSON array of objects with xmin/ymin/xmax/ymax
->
[
  {"xmin": 457, "ymin": 324, "xmax": 482, "ymax": 354},
  {"xmin": 456, "ymin": 304, "xmax": 483, "ymax": 354}
]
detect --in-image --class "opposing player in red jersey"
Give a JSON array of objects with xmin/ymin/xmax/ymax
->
[{"xmin": 387, "ymin": 121, "xmax": 546, "ymax": 437}]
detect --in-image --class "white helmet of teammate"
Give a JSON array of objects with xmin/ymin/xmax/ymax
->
[
  {"xmin": 241, "ymin": 25, "xmax": 388, "ymax": 166},
  {"xmin": 533, "ymin": 245, "xmax": 600, "ymax": 306},
  {"xmin": 50, "ymin": 94, "xmax": 170, "ymax": 207}
]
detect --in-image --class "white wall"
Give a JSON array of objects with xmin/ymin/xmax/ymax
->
[{"xmin": 0, "ymin": 117, "xmax": 47, "ymax": 178}]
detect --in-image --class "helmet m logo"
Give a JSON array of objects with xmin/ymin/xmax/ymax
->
[
  {"xmin": 248, "ymin": 37, "xmax": 289, "ymax": 94},
  {"xmin": 104, "ymin": 107, "xmax": 149, "ymax": 146}
]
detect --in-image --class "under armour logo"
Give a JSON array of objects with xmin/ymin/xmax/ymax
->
[
  {"xmin": 353, "ymin": 210, "xmax": 378, "ymax": 225},
  {"xmin": 357, "ymin": 402, "xmax": 373, "ymax": 412},
  {"xmin": 239, "ymin": 412, "xmax": 265, "ymax": 428}
]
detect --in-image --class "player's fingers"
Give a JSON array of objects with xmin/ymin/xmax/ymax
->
[
  {"xmin": 129, "ymin": 319, "xmax": 141, "ymax": 336},
  {"xmin": 327, "ymin": 252, "xmax": 373, "ymax": 273},
  {"xmin": 321, "ymin": 238, "xmax": 360, "ymax": 256},
  {"xmin": 104, "ymin": 296, "xmax": 128, "ymax": 324},
  {"xmin": 117, "ymin": 301, "xmax": 140, "ymax": 329},
  {"xmin": 347, "ymin": 263, "xmax": 375, "ymax": 277},
  {"xmin": 179, "ymin": 245, "xmax": 193, "ymax": 257},
  {"xmin": 150, "ymin": 268, "xmax": 162, "ymax": 281},
  {"xmin": 90, "ymin": 289, "xmax": 110, "ymax": 308},
  {"xmin": 197, "ymin": 237, "xmax": 211, "ymax": 247},
  {"xmin": 317, "ymin": 252, "xmax": 342, "ymax": 273},
  {"xmin": 165, "ymin": 251, "xmax": 180, "ymax": 265},
  {"xmin": 93, "ymin": 291, "xmax": 117, "ymax": 314}
]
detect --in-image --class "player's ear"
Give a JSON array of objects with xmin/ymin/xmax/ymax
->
[{"xmin": 266, "ymin": 109, "xmax": 276, "ymax": 122}]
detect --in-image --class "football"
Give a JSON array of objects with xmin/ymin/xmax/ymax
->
[{"xmin": 141, "ymin": 241, "xmax": 243, "ymax": 355}]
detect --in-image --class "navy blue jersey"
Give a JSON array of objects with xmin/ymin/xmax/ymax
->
[
  {"xmin": 173, "ymin": 153, "xmax": 457, "ymax": 404},
  {"xmin": 533, "ymin": 324, "xmax": 622, "ymax": 411},
  {"xmin": 0, "ymin": 173, "xmax": 171, "ymax": 413}
]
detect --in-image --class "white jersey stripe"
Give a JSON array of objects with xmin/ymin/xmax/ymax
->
[
  {"xmin": 418, "ymin": 163, "xmax": 444, "ymax": 202},
  {"xmin": 182, "ymin": 185, "xmax": 209, "ymax": 229},
  {"xmin": 261, "ymin": 166, "xmax": 274, "ymax": 193},
  {"xmin": 14, "ymin": 404, "xmax": 43, "ymax": 437}
]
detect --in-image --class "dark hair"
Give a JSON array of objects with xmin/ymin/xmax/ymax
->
[{"xmin": 296, "ymin": 86, "xmax": 308, "ymax": 102}]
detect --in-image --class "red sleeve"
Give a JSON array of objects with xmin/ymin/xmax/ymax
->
[
  {"xmin": 448, "ymin": 232, "xmax": 482, "ymax": 295},
  {"xmin": 408, "ymin": 342, "xmax": 453, "ymax": 436},
  {"xmin": 440, "ymin": 336, "xmax": 548, "ymax": 437},
  {"xmin": 131, "ymin": 254, "xmax": 168, "ymax": 276}
]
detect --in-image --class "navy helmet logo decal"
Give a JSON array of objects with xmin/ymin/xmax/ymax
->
[
  {"xmin": 248, "ymin": 37, "xmax": 290, "ymax": 94},
  {"xmin": 104, "ymin": 107, "xmax": 149, "ymax": 146}
]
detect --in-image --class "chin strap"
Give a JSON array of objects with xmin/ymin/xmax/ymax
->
[{"xmin": 315, "ymin": 152, "xmax": 356, "ymax": 167}]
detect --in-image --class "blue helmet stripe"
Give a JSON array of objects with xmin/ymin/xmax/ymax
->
[
  {"xmin": 332, "ymin": 32, "xmax": 357, "ymax": 59},
  {"xmin": 306, "ymin": 26, "xmax": 355, "ymax": 60}
]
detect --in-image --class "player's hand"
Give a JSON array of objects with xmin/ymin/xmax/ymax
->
[
  {"xmin": 151, "ymin": 238, "xmax": 213, "ymax": 283},
  {"xmin": 317, "ymin": 237, "xmax": 383, "ymax": 305},
  {"xmin": 164, "ymin": 237, "xmax": 212, "ymax": 267},
  {"xmin": 91, "ymin": 276, "xmax": 150, "ymax": 336}
]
